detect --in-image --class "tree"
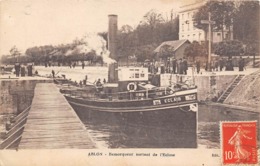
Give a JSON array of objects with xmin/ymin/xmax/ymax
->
[
  {"xmin": 140, "ymin": 9, "xmax": 164, "ymax": 28},
  {"xmin": 214, "ymin": 40, "xmax": 244, "ymax": 57},
  {"xmin": 140, "ymin": 9, "xmax": 165, "ymax": 42},
  {"xmin": 233, "ymin": 1, "xmax": 260, "ymax": 43},
  {"xmin": 9, "ymin": 46, "xmax": 21, "ymax": 62},
  {"xmin": 193, "ymin": 1, "xmax": 235, "ymax": 40},
  {"xmin": 155, "ymin": 17, "xmax": 179, "ymax": 42},
  {"xmin": 120, "ymin": 25, "xmax": 134, "ymax": 34},
  {"xmin": 116, "ymin": 10, "xmax": 179, "ymax": 64},
  {"xmin": 135, "ymin": 44, "xmax": 157, "ymax": 62},
  {"xmin": 184, "ymin": 41, "xmax": 207, "ymax": 61}
]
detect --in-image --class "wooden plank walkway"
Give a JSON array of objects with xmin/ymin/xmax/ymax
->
[{"xmin": 19, "ymin": 83, "xmax": 96, "ymax": 149}]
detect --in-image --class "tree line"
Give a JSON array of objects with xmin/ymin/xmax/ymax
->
[{"xmin": 1, "ymin": 1, "xmax": 259, "ymax": 65}]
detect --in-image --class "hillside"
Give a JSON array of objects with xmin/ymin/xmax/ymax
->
[{"xmin": 225, "ymin": 69, "xmax": 260, "ymax": 110}]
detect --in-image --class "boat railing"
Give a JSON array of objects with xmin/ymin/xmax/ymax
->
[{"xmin": 64, "ymin": 87, "xmax": 173, "ymax": 101}]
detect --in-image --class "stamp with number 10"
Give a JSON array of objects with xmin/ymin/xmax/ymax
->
[{"xmin": 221, "ymin": 121, "xmax": 258, "ymax": 165}]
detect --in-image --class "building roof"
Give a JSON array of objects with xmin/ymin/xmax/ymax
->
[
  {"xmin": 154, "ymin": 39, "xmax": 190, "ymax": 53},
  {"xmin": 178, "ymin": 0, "xmax": 205, "ymax": 13}
]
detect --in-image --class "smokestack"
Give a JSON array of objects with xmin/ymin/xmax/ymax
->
[
  {"xmin": 108, "ymin": 14, "xmax": 118, "ymax": 60},
  {"xmin": 108, "ymin": 14, "xmax": 118, "ymax": 83}
]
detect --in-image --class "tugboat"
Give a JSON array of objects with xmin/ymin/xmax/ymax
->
[
  {"xmin": 59, "ymin": 14, "xmax": 198, "ymax": 148},
  {"xmin": 61, "ymin": 65, "xmax": 198, "ymax": 148}
]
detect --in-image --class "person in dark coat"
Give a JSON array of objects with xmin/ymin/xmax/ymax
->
[
  {"xmin": 196, "ymin": 60, "xmax": 200, "ymax": 74},
  {"xmin": 219, "ymin": 58, "xmax": 224, "ymax": 71},
  {"xmin": 14, "ymin": 63, "xmax": 21, "ymax": 77},
  {"xmin": 238, "ymin": 57, "xmax": 245, "ymax": 71},
  {"xmin": 226, "ymin": 57, "xmax": 234, "ymax": 71},
  {"xmin": 183, "ymin": 58, "xmax": 188, "ymax": 75},
  {"xmin": 82, "ymin": 61, "xmax": 85, "ymax": 69},
  {"xmin": 96, "ymin": 79, "xmax": 102, "ymax": 86},
  {"xmin": 51, "ymin": 70, "xmax": 55, "ymax": 78},
  {"xmin": 178, "ymin": 58, "xmax": 184, "ymax": 74},
  {"xmin": 172, "ymin": 58, "xmax": 177, "ymax": 74},
  {"xmin": 27, "ymin": 64, "xmax": 33, "ymax": 76}
]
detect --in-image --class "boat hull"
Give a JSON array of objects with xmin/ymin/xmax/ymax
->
[{"xmin": 65, "ymin": 96, "xmax": 198, "ymax": 148}]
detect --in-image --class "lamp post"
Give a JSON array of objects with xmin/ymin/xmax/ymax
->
[{"xmin": 201, "ymin": 12, "xmax": 215, "ymax": 71}]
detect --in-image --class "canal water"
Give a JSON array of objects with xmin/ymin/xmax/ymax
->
[{"xmin": 75, "ymin": 104, "xmax": 260, "ymax": 149}]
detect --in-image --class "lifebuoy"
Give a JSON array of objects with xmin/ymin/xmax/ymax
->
[{"xmin": 127, "ymin": 82, "xmax": 137, "ymax": 92}]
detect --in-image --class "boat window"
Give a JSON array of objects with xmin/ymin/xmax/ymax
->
[
  {"xmin": 136, "ymin": 93, "xmax": 145, "ymax": 97},
  {"xmin": 135, "ymin": 73, "xmax": 139, "ymax": 78},
  {"xmin": 140, "ymin": 73, "xmax": 145, "ymax": 77}
]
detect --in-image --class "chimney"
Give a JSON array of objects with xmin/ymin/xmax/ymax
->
[
  {"xmin": 108, "ymin": 14, "xmax": 118, "ymax": 83},
  {"xmin": 108, "ymin": 14, "xmax": 118, "ymax": 60}
]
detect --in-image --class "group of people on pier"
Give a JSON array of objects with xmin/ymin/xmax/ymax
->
[
  {"xmin": 144, "ymin": 58, "xmax": 189, "ymax": 75},
  {"xmin": 207, "ymin": 56, "xmax": 246, "ymax": 72},
  {"xmin": 14, "ymin": 63, "xmax": 33, "ymax": 77},
  {"xmin": 144, "ymin": 56, "xmax": 247, "ymax": 75}
]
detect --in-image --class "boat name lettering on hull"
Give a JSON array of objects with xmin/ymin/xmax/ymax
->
[
  {"xmin": 185, "ymin": 94, "xmax": 196, "ymax": 100},
  {"xmin": 164, "ymin": 97, "xmax": 181, "ymax": 103},
  {"xmin": 153, "ymin": 100, "xmax": 161, "ymax": 105},
  {"xmin": 153, "ymin": 96, "xmax": 182, "ymax": 105}
]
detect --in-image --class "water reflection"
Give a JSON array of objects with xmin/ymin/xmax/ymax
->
[{"xmin": 74, "ymin": 105, "xmax": 197, "ymax": 148}]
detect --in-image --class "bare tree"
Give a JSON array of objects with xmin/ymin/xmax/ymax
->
[{"xmin": 10, "ymin": 46, "xmax": 21, "ymax": 62}]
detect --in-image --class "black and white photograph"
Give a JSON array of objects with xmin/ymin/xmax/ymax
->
[{"xmin": 0, "ymin": 0, "xmax": 259, "ymax": 165}]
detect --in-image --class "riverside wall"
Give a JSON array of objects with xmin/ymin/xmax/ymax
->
[
  {"xmin": 0, "ymin": 79, "xmax": 52, "ymax": 114},
  {"xmin": 160, "ymin": 74, "xmax": 236, "ymax": 101}
]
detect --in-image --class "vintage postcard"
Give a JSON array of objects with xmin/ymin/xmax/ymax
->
[{"xmin": 0, "ymin": 0, "xmax": 259, "ymax": 165}]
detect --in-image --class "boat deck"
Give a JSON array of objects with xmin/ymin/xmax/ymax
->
[{"xmin": 19, "ymin": 83, "xmax": 96, "ymax": 149}]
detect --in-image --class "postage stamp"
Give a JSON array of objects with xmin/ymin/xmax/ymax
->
[{"xmin": 221, "ymin": 121, "xmax": 258, "ymax": 165}]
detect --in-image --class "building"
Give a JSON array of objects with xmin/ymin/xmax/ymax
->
[
  {"xmin": 154, "ymin": 39, "xmax": 191, "ymax": 60},
  {"xmin": 178, "ymin": 0, "xmax": 233, "ymax": 43}
]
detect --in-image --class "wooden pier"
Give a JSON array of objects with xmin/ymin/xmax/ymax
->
[{"xmin": 19, "ymin": 83, "xmax": 96, "ymax": 149}]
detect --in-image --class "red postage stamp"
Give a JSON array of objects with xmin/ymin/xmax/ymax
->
[{"xmin": 221, "ymin": 121, "xmax": 258, "ymax": 165}]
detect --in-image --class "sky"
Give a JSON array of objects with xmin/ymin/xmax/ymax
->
[{"xmin": 0, "ymin": 0, "xmax": 195, "ymax": 56}]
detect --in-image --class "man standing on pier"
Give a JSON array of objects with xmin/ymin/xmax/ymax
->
[
  {"xmin": 196, "ymin": 60, "xmax": 200, "ymax": 74},
  {"xmin": 238, "ymin": 57, "xmax": 245, "ymax": 71},
  {"xmin": 82, "ymin": 61, "xmax": 85, "ymax": 69},
  {"xmin": 183, "ymin": 58, "xmax": 188, "ymax": 75},
  {"xmin": 172, "ymin": 58, "xmax": 177, "ymax": 74},
  {"xmin": 14, "ymin": 63, "xmax": 21, "ymax": 77},
  {"xmin": 52, "ymin": 70, "xmax": 55, "ymax": 78},
  {"xmin": 219, "ymin": 58, "xmax": 224, "ymax": 71}
]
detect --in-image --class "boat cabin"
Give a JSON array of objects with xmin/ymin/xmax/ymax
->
[{"xmin": 100, "ymin": 67, "xmax": 172, "ymax": 100}]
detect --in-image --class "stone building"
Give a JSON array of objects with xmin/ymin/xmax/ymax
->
[{"xmin": 178, "ymin": 0, "xmax": 233, "ymax": 43}]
